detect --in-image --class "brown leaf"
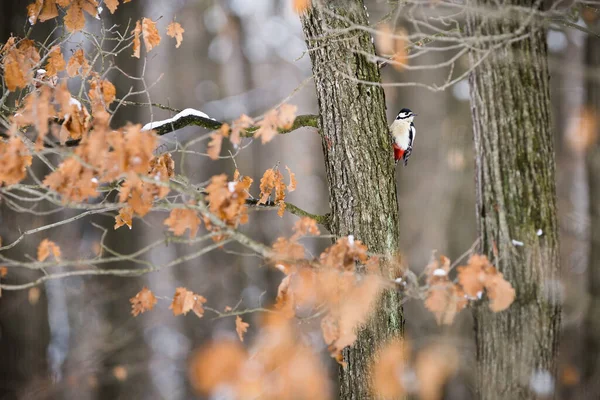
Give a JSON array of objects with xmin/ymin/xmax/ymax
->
[
  {"xmin": 132, "ymin": 20, "xmax": 141, "ymax": 58},
  {"xmin": 207, "ymin": 124, "xmax": 228, "ymax": 160},
  {"xmin": 37, "ymin": 238, "xmax": 61, "ymax": 261},
  {"xmin": 3, "ymin": 39, "xmax": 41, "ymax": 91},
  {"xmin": 114, "ymin": 206, "xmax": 133, "ymax": 230},
  {"xmin": 167, "ymin": 21, "xmax": 185, "ymax": 48},
  {"xmin": 130, "ymin": 287, "xmax": 158, "ymax": 316},
  {"xmin": 278, "ymin": 104, "xmax": 297, "ymax": 130},
  {"xmin": 164, "ymin": 208, "xmax": 202, "ymax": 238},
  {"xmin": 0, "ymin": 136, "xmax": 33, "ymax": 185},
  {"xmin": 484, "ymin": 272, "xmax": 516, "ymax": 312},
  {"xmin": 285, "ymin": 165, "xmax": 297, "ymax": 192},
  {"xmin": 231, "ymin": 114, "xmax": 253, "ymax": 146},
  {"xmin": 142, "ymin": 18, "xmax": 161, "ymax": 52},
  {"xmin": 46, "ymin": 45, "xmax": 66, "ymax": 77},
  {"xmin": 254, "ymin": 109, "xmax": 279, "ymax": 144},
  {"xmin": 292, "ymin": 217, "xmax": 320, "ymax": 238},
  {"xmin": 424, "ymin": 283, "xmax": 466, "ymax": 325},
  {"xmin": 89, "ymin": 78, "xmax": 116, "ymax": 106},
  {"xmin": 104, "ymin": 0, "xmax": 119, "ymax": 13},
  {"xmin": 235, "ymin": 316, "xmax": 249, "ymax": 342},
  {"xmin": 170, "ymin": 287, "xmax": 207, "ymax": 317},
  {"xmin": 67, "ymin": 49, "xmax": 91, "ymax": 77},
  {"xmin": 64, "ymin": 0, "xmax": 86, "ymax": 32},
  {"xmin": 28, "ymin": 0, "xmax": 59, "ymax": 24},
  {"xmin": 0, "ymin": 267, "xmax": 7, "ymax": 278}
]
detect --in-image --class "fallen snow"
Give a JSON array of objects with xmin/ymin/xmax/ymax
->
[
  {"xmin": 511, "ymin": 239, "xmax": 524, "ymax": 247},
  {"xmin": 142, "ymin": 108, "xmax": 213, "ymax": 131}
]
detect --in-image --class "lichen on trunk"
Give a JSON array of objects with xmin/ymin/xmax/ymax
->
[
  {"xmin": 467, "ymin": 0, "xmax": 562, "ymax": 398},
  {"xmin": 300, "ymin": 1, "xmax": 404, "ymax": 398}
]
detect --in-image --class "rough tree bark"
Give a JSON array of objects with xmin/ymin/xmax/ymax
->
[
  {"xmin": 300, "ymin": 1, "xmax": 403, "ymax": 398},
  {"xmin": 584, "ymin": 26, "xmax": 600, "ymax": 396},
  {"xmin": 467, "ymin": 1, "xmax": 562, "ymax": 398}
]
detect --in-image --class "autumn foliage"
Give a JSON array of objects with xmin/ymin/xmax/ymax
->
[{"xmin": 1, "ymin": 1, "xmax": 521, "ymax": 399}]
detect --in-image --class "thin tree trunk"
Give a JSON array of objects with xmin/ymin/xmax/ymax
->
[
  {"xmin": 467, "ymin": 1, "xmax": 562, "ymax": 398},
  {"xmin": 300, "ymin": 1, "xmax": 403, "ymax": 398},
  {"xmin": 584, "ymin": 28, "xmax": 600, "ymax": 396}
]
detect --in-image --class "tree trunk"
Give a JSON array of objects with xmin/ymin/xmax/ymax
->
[
  {"xmin": 300, "ymin": 1, "xmax": 403, "ymax": 398},
  {"xmin": 584, "ymin": 27, "xmax": 600, "ymax": 396},
  {"xmin": 466, "ymin": 1, "xmax": 562, "ymax": 398}
]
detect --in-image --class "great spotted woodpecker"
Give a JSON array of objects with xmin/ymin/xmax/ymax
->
[{"xmin": 390, "ymin": 108, "xmax": 417, "ymax": 166}]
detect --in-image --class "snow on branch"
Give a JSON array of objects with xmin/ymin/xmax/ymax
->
[{"xmin": 141, "ymin": 108, "xmax": 222, "ymax": 134}]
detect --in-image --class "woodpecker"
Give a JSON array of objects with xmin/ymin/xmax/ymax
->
[{"xmin": 390, "ymin": 108, "xmax": 417, "ymax": 166}]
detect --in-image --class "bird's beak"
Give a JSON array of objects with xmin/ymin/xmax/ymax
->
[{"xmin": 412, "ymin": 113, "xmax": 418, "ymax": 117}]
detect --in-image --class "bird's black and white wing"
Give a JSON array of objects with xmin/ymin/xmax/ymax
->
[{"xmin": 403, "ymin": 122, "xmax": 416, "ymax": 166}]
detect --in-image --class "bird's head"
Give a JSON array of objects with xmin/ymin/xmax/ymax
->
[{"xmin": 395, "ymin": 108, "xmax": 417, "ymax": 122}]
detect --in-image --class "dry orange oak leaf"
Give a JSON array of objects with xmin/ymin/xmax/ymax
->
[
  {"xmin": 235, "ymin": 316, "xmax": 249, "ymax": 342},
  {"xmin": 45, "ymin": 45, "xmax": 66, "ymax": 77},
  {"xmin": 2, "ymin": 38, "xmax": 41, "ymax": 91},
  {"xmin": 130, "ymin": 287, "xmax": 158, "ymax": 316},
  {"xmin": 167, "ymin": 21, "xmax": 185, "ymax": 48},
  {"xmin": 170, "ymin": 287, "xmax": 207, "ymax": 318},
  {"xmin": 114, "ymin": 206, "xmax": 134, "ymax": 230},
  {"xmin": 163, "ymin": 208, "xmax": 202, "ymax": 238},
  {"xmin": 37, "ymin": 239, "xmax": 61, "ymax": 262}
]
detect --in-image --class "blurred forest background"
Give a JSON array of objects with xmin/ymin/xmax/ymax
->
[{"xmin": 0, "ymin": 0, "xmax": 599, "ymax": 399}]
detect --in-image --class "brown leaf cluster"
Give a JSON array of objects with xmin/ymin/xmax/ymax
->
[
  {"xmin": 254, "ymin": 104, "xmax": 297, "ymax": 144},
  {"xmin": 258, "ymin": 166, "xmax": 296, "ymax": 216},
  {"xmin": 269, "ymin": 217, "xmax": 319, "ymax": 272},
  {"xmin": 130, "ymin": 287, "xmax": 157, "ymax": 316},
  {"xmin": 423, "ymin": 253, "xmax": 515, "ymax": 325},
  {"xmin": 44, "ymin": 123, "xmax": 162, "ymax": 207},
  {"xmin": 9, "ymin": 55, "xmax": 94, "ymax": 145},
  {"xmin": 204, "ymin": 173, "xmax": 252, "ymax": 237},
  {"xmin": 170, "ymin": 287, "xmax": 207, "ymax": 318},
  {"xmin": 27, "ymin": 0, "xmax": 105, "ymax": 32},
  {"xmin": 37, "ymin": 238, "xmax": 61, "ymax": 261},
  {"xmin": 189, "ymin": 314, "xmax": 329, "ymax": 400},
  {"xmin": 372, "ymin": 338, "xmax": 459, "ymax": 400},
  {"xmin": 273, "ymin": 235, "xmax": 384, "ymax": 364},
  {"xmin": 456, "ymin": 254, "xmax": 516, "ymax": 312},
  {"xmin": 319, "ymin": 236, "xmax": 369, "ymax": 271}
]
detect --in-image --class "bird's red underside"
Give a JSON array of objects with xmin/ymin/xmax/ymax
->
[{"xmin": 393, "ymin": 144, "xmax": 404, "ymax": 161}]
